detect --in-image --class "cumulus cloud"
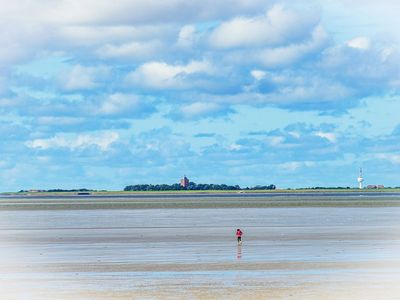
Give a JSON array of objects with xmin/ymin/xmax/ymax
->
[
  {"xmin": 2, "ymin": 91, "xmax": 156, "ymax": 130},
  {"xmin": 126, "ymin": 60, "xmax": 214, "ymax": 89},
  {"xmin": 212, "ymin": 73, "xmax": 354, "ymax": 110},
  {"xmin": 347, "ymin": 36, "xmax": 371, "ymax": 50},
  {"xmin": 315, "ymin": 131, "xmax": 337, "ymax": 143},
  {"xmin": 209, "ymin": 5, "xmax": 319, "ymax": 48},
  {"xmin": 96, "ymin": 93, "xmax": 155, "ymax": 118},
  {"xmin": 0, "ymin": 1, "xmax": 269, "ymax": 27},
  {"xmin": 0, "ymin": 22, "xmax": 50, "ymax": 70},
  {"xmin": 130, "ymin": 127, "xmax": 195, "ymax": 164},
  {"xmin": 0, "ymin": 1, "xmax": 271, "ymax": 69},
  {"xmin": 229, "ymin": 143, "xmax": 242, "ymax": 151},
  {"xmin": 267, "ymin": 136, "xmax": 285, "ymax": 146},
  {"xmin": 257, "ymin": 25, "xmax": 328, "ymax": 67},
  {"xmin": 319, "ymin": 39, "xmax": 400, "ymax": 96},
  {"xmin": 27, "ymin": 131, "xmax": 119, "ymax": 151},
  {"xmin": 5, "ymin": 0, "xmax": 397, "ymax": 118},
  {"xmin": 96, "ymin": 40, "xmax": 163, "ymax": 60},
  {"xmin": 251, "ymin": 69, "xmax": 267, "ymax": 80},
  {"xmin": 195, "ymin": 122, "xmax": 343, "ymax": 177},
  {"xmin": 177, "ymin": 25, "xmax": 197, "ymax": 48},
  {"xmin": 1, "ymin": 0, "xmax": 400, "ymax": 191},
  {"xmin": 58, "ymin": 65, "xmax": 110, "ymax": 91},
  {"xmin": 57, "ymin": 25, "xmax": 175, "ymax": 49},
  {"xmin": 243, "ymin": 123, "xmax": 341, "ymax": 158}
]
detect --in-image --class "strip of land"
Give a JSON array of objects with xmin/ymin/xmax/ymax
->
[{"xmin": 1, "ymin": 194, "xmax": 400, "ymax": 210}]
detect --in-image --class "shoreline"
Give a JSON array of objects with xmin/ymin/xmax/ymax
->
[{"xmin": 2, "ymin": 188, "xmax": 400, "ymax": 196}]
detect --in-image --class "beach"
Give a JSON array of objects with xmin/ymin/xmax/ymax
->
[{"xmin": 1, "ymin": 194, "xmax": 400, "ymax": 299}]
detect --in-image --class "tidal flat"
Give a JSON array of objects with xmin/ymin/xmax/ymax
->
[
  {"xmin": 1, "ymin": 192, "xmax": 400, "ymax": 210},
  {"xmin": 1, "ymin": 194, "xmax": 400, "ymax": 299}
]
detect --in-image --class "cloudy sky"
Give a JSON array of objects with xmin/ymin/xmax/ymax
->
[{"xmin": 1, "ymin": 0, "xmax": 400, "ymax": 191}]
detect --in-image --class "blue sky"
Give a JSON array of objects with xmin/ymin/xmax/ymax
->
[{"xmin": 1, "ymin": 0, "xmax": 400, "ymax": 191}]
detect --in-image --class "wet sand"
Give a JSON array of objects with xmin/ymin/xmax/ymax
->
[
  {"xmin": 2, "ymin": 193, "xmax": 400, "ymax": 210},
  {"xmin": 1, "ymin": 197, "xmax": 400, "ymax": 299}
]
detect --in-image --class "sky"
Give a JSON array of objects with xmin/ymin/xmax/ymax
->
[{"xmin": 0, "ymin": 0, "xmax": 400, "ymax": 191}]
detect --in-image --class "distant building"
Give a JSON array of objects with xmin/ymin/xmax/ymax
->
[
  {"xmin": 357, "ymin": 168, "xmax": 364, "ymax": 189},
  {"xmin": 180, "ymin": 175, "xmax": 189, "ymax": 188},
  {"xmin": 366, "ymin": 185, "xmax": 385, "ymax": 189}
]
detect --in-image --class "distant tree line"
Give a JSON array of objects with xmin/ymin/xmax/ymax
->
[
  {"xmin": 19, "ymin": 188, "xmax": 96, "ymax": 193},
  {"xmin": 295, "ymin": 186, "xmax": 399, "ymax": 190},
  {"xmin": 123, "ymin": 182, "xmax": 276, "ymax": 191},
  {"xmin": 296, "ymin": 187, "xmax": 352, "ymax": 190}
]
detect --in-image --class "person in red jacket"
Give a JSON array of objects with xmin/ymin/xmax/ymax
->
[{"xmin": 236, "ymin": 228, "xmax": 243, "ymax": 244}]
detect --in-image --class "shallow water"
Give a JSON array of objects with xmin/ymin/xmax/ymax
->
[{"xmin": 1, "ymin": 207, "xmax": 400, "ymax": 299}]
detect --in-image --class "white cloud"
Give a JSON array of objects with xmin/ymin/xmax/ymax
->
[
  {"xmin": 0, "ymin": 0, "xmax": 270, "ymax": 71},
  {"xmin": 280, "ymin": 161, "xmax": 302, "ymax": 171},
  {"xmin": 57, "ymin": 25, "xmax": 174, "ymax": 48},
  {"xmin": 257, "ymin": 25, "xmax": 327, "ymax": 67},
  {"xmin": 280, "ymin": 160, "xmax": 315, "ymax": 171},
  {"xmin": 0, "ymin": 22, "xmax": 49, "ymax": 69},
  {"xmin": 315, "ymin": 131, "xmax": 337, "ymax": 143},
  {"xmin": 251, "ymin": 69, "xmax": 267, "ymax": 80},
  {"xmin": 288, "ymin": 131, "xmax": 300, "ymax": 138},
  {"xmin": 215, "ymin": 75, "xmax": 353, "ymax": 107},
  {"xmin": 209, "ymin": 5, "xmax": 319, "ymax": 48},
  {"xmin": 97, "ymin": 93, "xmax": 143, "ymax": 116},
  {"xmin": 376, "ymin": 153, "xmax": 400, "ymax": 164},
  {"xmin": 278, "ymin": 83, "xmax": 351, "ymax": 104},
  {"xmin": 267, "ymin": 136, "xmax": 285, "ymax": 146},
  {"xmin": 347, "ymin": 36, "xmax": 370, "ymax": 50},
  {"xmin": 27, "ymin": 132, "xmax": 119, "ymax": 151},
  {"xmin": 229, "ymin": 143, "xmax": 242, "ymax": 151},
  {"xmin": 58, "ymin": 65, "xmax": 110, "ymax": 91},
  {"xmin": 180, "ymin": 102, "xmax": 225, "ymax": 118},
  {"xmin": 381, "ymin": 47, "xmax": 394, "ymax": 62},
  {"xmin": 126, "ymin": 60, "xmax": 214, "ymax": 89},
  {"xmin": 96, "ymin": 40, "xmax": 162, "ymax": 60},
  {"xmin": 0, "ymin": 1, "xmax": 268, "ymax": 26},
  {"xmin": 0, "ymin": 97, "xmax": 16, "ymax": 108},
  {"xmin": 177, "ymin": 25, "xmax": 197, "ymax": 48}
]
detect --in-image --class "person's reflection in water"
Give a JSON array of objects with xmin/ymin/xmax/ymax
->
[{"xmin": 237, "ymin": 244, "xmax": 242, "ymax": 260}]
